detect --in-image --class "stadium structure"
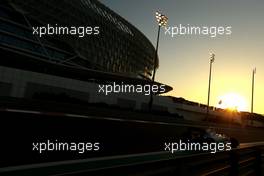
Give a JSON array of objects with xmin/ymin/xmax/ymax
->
[{"xmin": 0, "ymin": 0, "xmax": 174, "ymax": 111}]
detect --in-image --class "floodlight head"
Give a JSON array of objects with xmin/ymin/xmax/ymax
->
[
  {"xmin": 155, "ymin": 11, "xmax": 168, "ymax": 27},
  {"xmin": 210, "ymin": 53, "xmax": 215, "ymax": 63}
]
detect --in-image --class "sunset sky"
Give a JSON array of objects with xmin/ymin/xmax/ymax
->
[{"xmin": 102, "ymin": 0, "xmax": 264, "ymax": 114}]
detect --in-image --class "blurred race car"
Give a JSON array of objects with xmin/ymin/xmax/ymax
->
[{"xmin": 181, "ymin": 127, "xmax": 239, "ymax": 148}]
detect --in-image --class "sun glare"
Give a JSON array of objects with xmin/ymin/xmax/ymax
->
[{"xmin": 216, "ymin": 93, "xmax": 248, "ymax": 112}]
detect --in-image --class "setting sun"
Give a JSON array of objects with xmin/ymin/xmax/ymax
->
[{"xmin": 216, "ymin": 93, "xmax": 248, "ymax": 112}]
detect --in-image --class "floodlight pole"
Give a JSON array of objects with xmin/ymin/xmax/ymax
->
[
  {"xmin": 206, "ymin": 54, "xmax": 215, "ymax": 121},
  {"xmin": 148, "ymin": 25, "xmax": 161, "ymax": 111},
  {"xmin": 148, "ymin": 11, "xmax": 167, "ymax": 112},
  {"xmin": 152, "ymin": 25, "xmax": 161, "ymax": 82},
  {"xmin": 251, "ymin": 68, "xmax": 256, "ymax": 124}
]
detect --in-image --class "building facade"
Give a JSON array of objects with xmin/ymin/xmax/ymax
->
[
  {"xmin": 1, "ymin": 0, "xmax": 157, "ymax": 79},
  {"xmin": 0, "ymin": 0, "xmax": 172, "ymax": 111}
]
